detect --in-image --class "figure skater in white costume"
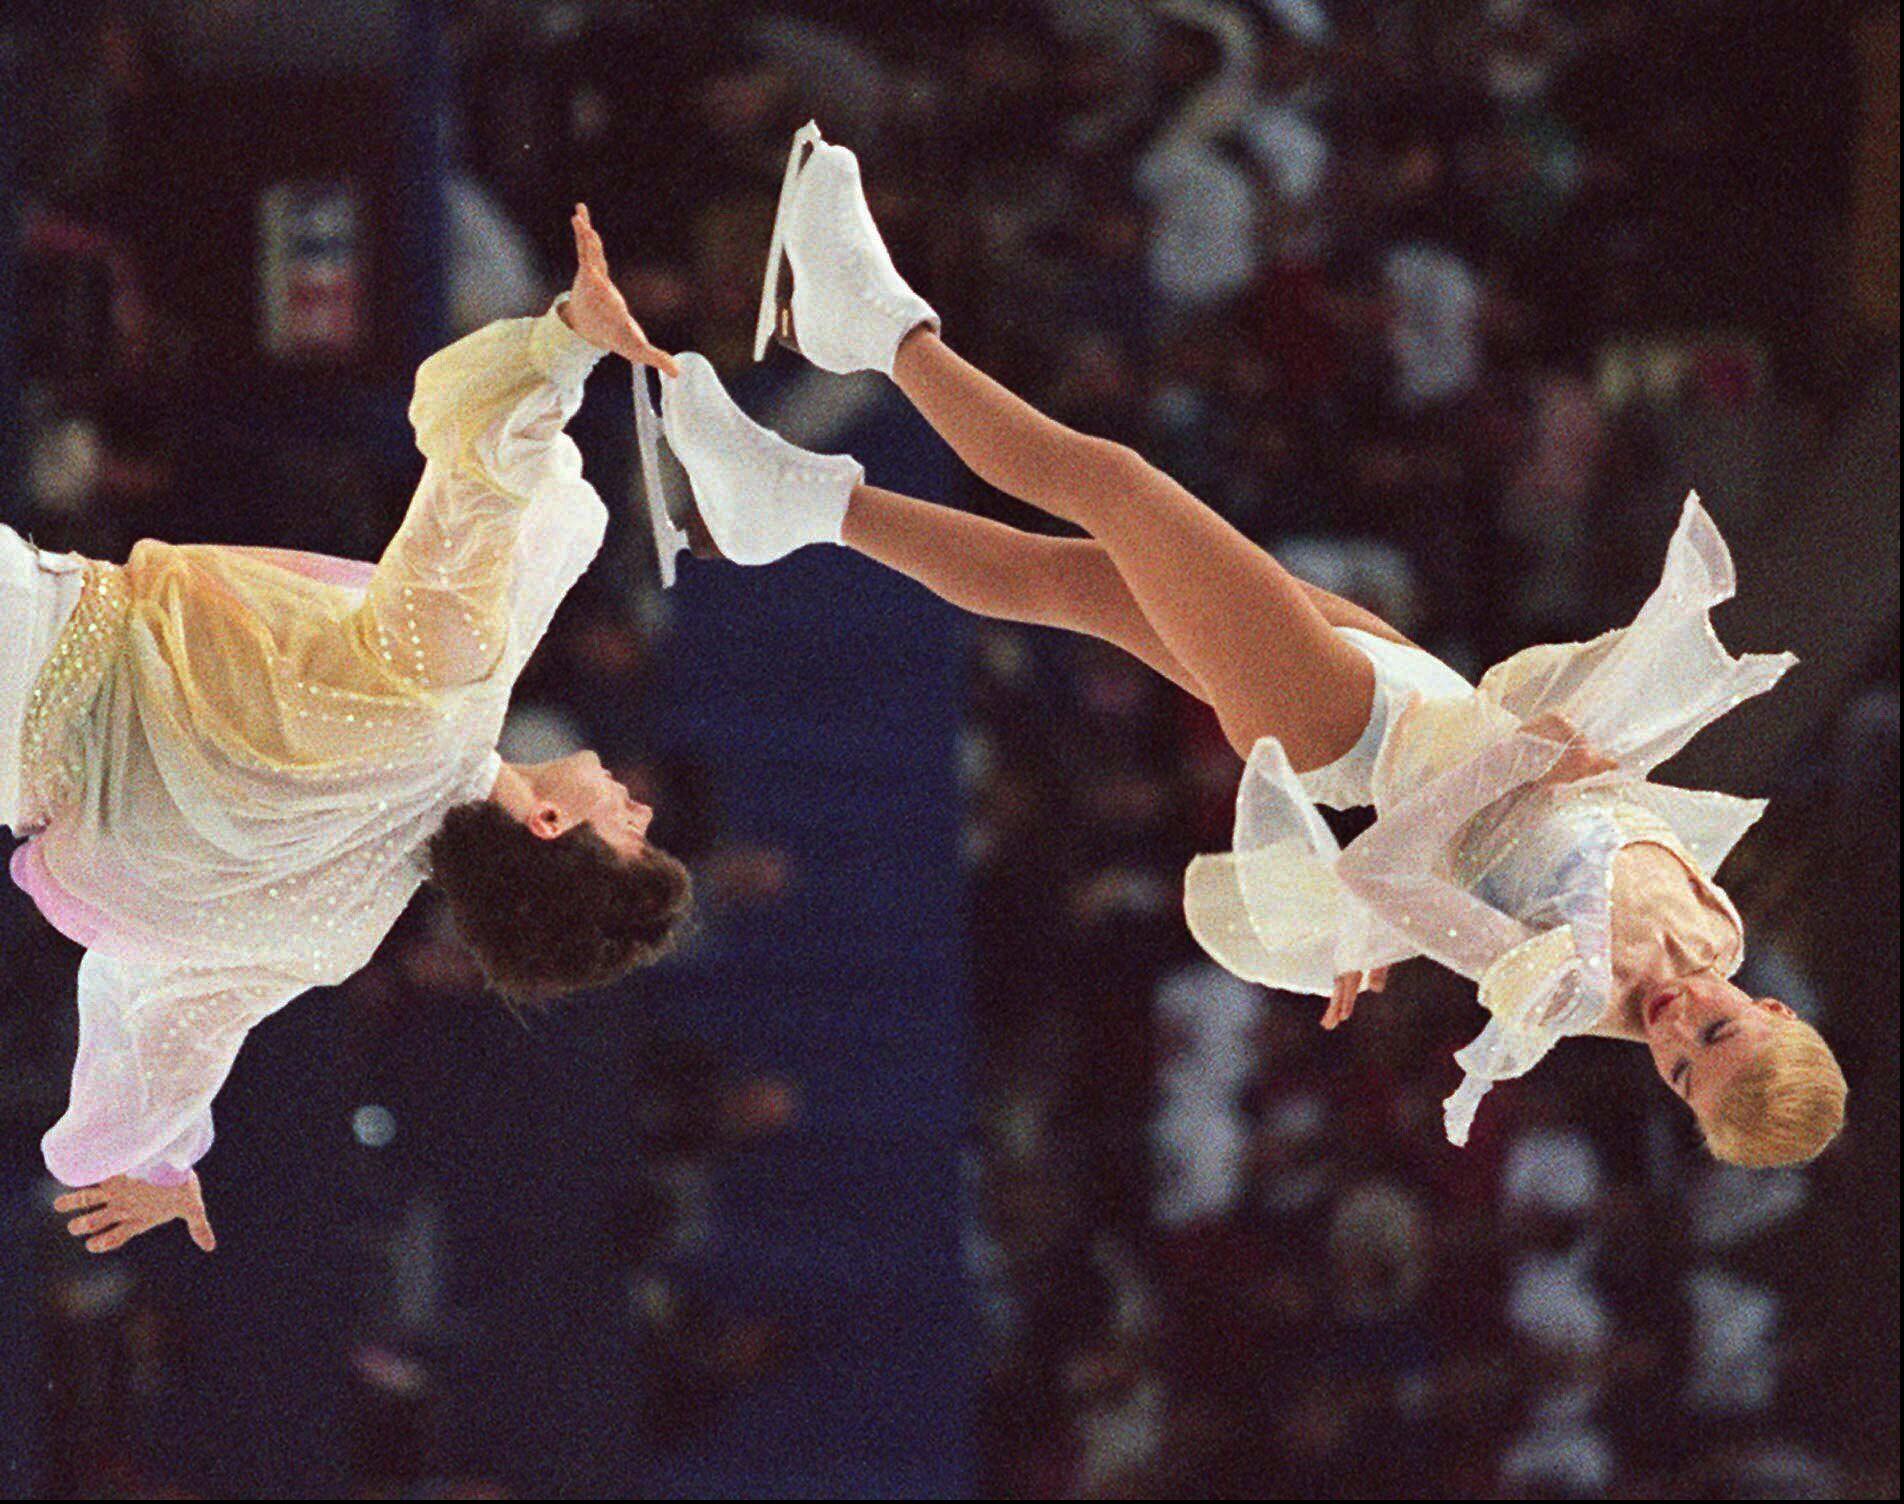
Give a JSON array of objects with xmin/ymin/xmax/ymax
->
[
  {"xmin": 10, "ymin": 208, "xmax": 689, "ymax": 1255},
  {"xmin": 655, "ymin": 126, "xmax": 1846, "ymax": 1168}
]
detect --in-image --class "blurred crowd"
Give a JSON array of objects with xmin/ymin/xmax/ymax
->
[
  {"xmin": 965, "ymin": 639, "xmax": 1899, "ymax": 1496},
  {"xmin": 5, "ymin": 0, "xmax": 1899, "ymax": 1497}
]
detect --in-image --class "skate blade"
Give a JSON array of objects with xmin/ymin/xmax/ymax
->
[
  {"xmin": 753, "ymin": 119, "xmax": 825, "ymax": 363},
  {"xmin": 634, "ymin": 365, "xmax": 690, "ymax": 587}
]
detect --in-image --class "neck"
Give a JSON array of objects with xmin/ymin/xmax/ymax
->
[
  {"xmin": 488, "ymin": 761, "xmax": 537, "ymax": 821},
  {"xmin": 1593, "ymin": 967, "xmax": 1655, "ymax": 1041}
]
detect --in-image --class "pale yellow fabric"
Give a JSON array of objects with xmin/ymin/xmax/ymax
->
[
  {"xmin": 31, "ymin": 298, "xmax": 608, "ymax": 1186},
  {"xmin": 0, "ymin": 525, "xmax": 90, "ymax": 830},
  {"xmin": 17, "ymin": 558, "xmax": 129, "ymax": 828}
]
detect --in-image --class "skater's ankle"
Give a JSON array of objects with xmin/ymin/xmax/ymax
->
[
  {"xmin": 893, "ymin": 320, "xmax": 937, "ymax": 379},
  {"xmin": 839, "ymin": 482, "xmax": 872, "ymax": 551}
]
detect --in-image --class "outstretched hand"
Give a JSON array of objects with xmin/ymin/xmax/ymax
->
[
  {"xmin": 564, "ymin": 203, "xmax": 681, "ymax": 379},
  {"xmin": 55, "ymin": 1171, "xmax": 217, "ymax": 1255}
]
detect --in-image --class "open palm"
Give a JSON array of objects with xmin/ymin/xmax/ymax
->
[
  {"xmin": 55, "ymin": 1171, "xmax": 216, "ymax": 1254},
  {"xmin": 566, "ymin": 203, "xmax": 680, "ymax": 378}
]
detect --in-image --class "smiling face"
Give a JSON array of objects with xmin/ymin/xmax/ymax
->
[
  {"xmin": 529, "ymin": 751, "xmax": 655, "ymax": 861},
  {"xmin": 1639, "ymin": 971, "xmax": 1797, "ymax": 1120}
]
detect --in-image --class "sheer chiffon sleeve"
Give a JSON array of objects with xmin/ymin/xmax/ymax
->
[
  {"xmin": 41, "ymin": 950, "xmax": 303, "ymax": 1188},
  {"xmin": 1474, "ymin": 497, "xmax": 1796, "ymax": 775},
  {"xmin": 361, "ymin": 297, "xmax": 607, "ymax": 692}
]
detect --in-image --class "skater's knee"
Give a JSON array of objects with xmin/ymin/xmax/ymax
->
[
  {"xmin": 1081, "ymin": 436, "xmax": 1148, "ymax": 492},
  {"xmin": 1049, "ymin": 436, "xmax": 1150, "ymax": 526},
  {"xmin": 1031, "ymin": 537, "xmax": 1115, "ymax": 624}
]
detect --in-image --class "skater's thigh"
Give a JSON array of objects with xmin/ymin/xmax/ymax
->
[{"xmin": 1084, "ymin": 452, "xmax": 1377, "ymax": 769}]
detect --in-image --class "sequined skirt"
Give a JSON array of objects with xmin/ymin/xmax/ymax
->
[{"xmin": 1, "ymin": 523, "xmax": 107, "ymax": 834}]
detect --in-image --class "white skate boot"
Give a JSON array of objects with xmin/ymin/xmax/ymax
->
[
  {"xmin": 753, "ymin": 121, "xmax": 939, "ymax": 376},
  {"xmin": 658, "ymin": 352, "xmax": 864, "ymax": 567}
]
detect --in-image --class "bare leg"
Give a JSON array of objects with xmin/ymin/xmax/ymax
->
[
  {"xmin": 890, "ymin": 329, "xmax": 1375, "ymax": 767},
  {"xmin": 1297, "ymin": 580, "xmax": 1419, "ymax": 650},
  {"xmin": 842, "ymin": 483, "xmax": 1211, "ymax": 702}
]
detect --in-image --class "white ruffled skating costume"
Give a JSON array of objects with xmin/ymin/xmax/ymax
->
[
  {"xmin": 1185, "ymin": 494, "xmax": 1794, "ymax": 1144},
  {"xmin": 9, "ymin": 299, "xmax": 608, "ymax": 1188},
  {"xmin": 644, "ymin": 129, "xmax": 1792, "ymax": 1150}
]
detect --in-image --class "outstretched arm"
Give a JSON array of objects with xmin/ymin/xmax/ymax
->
[
  {"xmin": 362, "ymin": 208, "xmax": 676, "ymax": 693},
  {"xmin": 43, "ymin": 951, "xmax": 303, "ymax": 1252},
  {"xmin": 367, "ymin": 313, "xmax": 603, "ymax": 690}
]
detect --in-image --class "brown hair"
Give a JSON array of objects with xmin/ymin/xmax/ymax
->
[
  {"xmin": 422, "ymin": 798, "xmax": 692, "ymax": 1010},
  {"xmin": 1701, "ymin": 1014, "xmax": 1848, "ymax": 1168}
]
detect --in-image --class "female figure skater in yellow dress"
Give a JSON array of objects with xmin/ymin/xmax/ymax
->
[{"xmin": 654, "ymin": 125, "xmax": 1846, "ymax": 1168}]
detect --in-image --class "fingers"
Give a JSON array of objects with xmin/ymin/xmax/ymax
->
[
  {"xmin": 188, "ymin": 1211, "xmax": 217, "ymax": 1254},
  {"xmin": 59, "ymin": 1183, "xmax": 129, "ymax": 1245},
  {"xmin": 64, "ymin": 1208, "xmax": 140, "ymax": 1253},
  {"xmin": 1324, "ymin": 968, "xmax": 1394, "ymax": 1028},
  {"xmin": 631, "ymin": 341, "xmax": 683, "ymax": 380},
  {"xmin": 62, "ymin": 1190, "xmax": 133, "ymax": 1249},
  {"xmin": 572, "ymin": 203, "xmax": 609, "ymax": 278},
  {"xmin": 1324, "ymin": 972, "xmax": 1360, "ymax": 1030},
  {"xmin": 87, "ymin": 1222, "xmax": 142, "ymax": 1254},
  {"xmin": 183, "ymin": 1176, "xmax": 216, "ymax": 1253}
]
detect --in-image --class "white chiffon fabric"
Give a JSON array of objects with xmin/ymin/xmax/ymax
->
[
  {"xmin": 1185, "ymin": 494, "xmax": 1795, "ymax": 1145},
  {"xmin": 16, "ymin": 298, "xmax": 608, "ymax": 1186}
]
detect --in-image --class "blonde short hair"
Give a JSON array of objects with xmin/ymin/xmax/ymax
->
[{"xmin": 1701, "ymin": 1015, "xmax": 1848, "ymax": 1168}]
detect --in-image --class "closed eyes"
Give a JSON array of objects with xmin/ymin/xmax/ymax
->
[{"xmin": 1671, "ymin": 1020, "xmax": 1734, "ymax": 1097}]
